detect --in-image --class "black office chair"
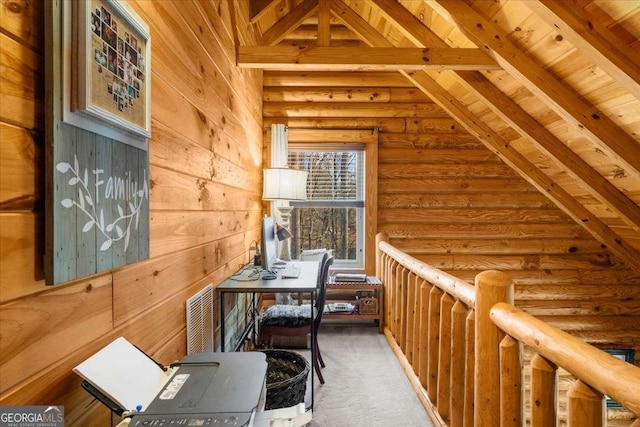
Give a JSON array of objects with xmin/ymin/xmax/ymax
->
[{"xmin": 259, "ymin": 255, "xmax": 333, "ymax": 384}]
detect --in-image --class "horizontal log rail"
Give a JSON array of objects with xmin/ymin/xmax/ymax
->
[
  {"xmin": 375, "ymin": 232, "xmax": 640, "ymax": 427},
  {"xmin": 491, "ymin": 302, "xmax": 640, "ymax": 421}
]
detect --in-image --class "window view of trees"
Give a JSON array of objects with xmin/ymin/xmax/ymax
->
[
  {"xmin": 291, "ymin": 207, "xmax": 357, "ymax": 260},
  {"xmin": 288, "ymin": 150, "xmax": 363, "ymax": 263}
]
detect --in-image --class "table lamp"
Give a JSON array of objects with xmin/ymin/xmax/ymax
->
[{"xmin": 262, "ymin": 167, "xmax": 308, "ymax": 261}]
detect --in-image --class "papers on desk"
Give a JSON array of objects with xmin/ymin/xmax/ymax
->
[{"xmin": 73, "ymin": 337, "xmax": 169, "ymax": 412}]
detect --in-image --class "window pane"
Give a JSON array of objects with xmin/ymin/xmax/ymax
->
[{"xmin": 290, "ymin": 207, "xmax": 358, "ymax": 261}]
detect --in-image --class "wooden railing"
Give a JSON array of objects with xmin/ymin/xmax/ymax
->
[{"xmin": 375, "ymin": 232, "xmax": 640, "ymax": 427}]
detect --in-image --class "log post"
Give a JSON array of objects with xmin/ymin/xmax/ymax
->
[
  {"xmin": 530, "ymin": 354, "xmax": 557, "ymax": 427},
  {"xmin": 398, "ymin": 267, "xmax": 409, "ymax": 350},
  {"xmin": 427, "ymin": 285, "xmax": 444, "ymax": 402},
  {"xmin": 567, "ymin": 380, "xmax": 604, "ymax": 427},
  {"xmin": 499, "ymin": 335, "xmax": 522, "ymax": 427},
  {"xmin": 411, "ymin": 275, "xmax": 421, "ymax": 369},
  {"xmin": 418, "ymin": 280, "xmax": 431, "ymax": 388},
  {"xmin": 464, "ymin": 310, "xmax": 475, "ymax": 427},
  {"xmin": 437, "ymin": 293, "xmax": 455, "ymax": 420},
  {"xmin": 390, "ymin": 261, "xmax": 399, "ymax": 337},
  {"xmin": 474, "ymin": 270, "xmax": 513, "ymax": 427},
  {"xmin": 406, "ymin": 272, "xmax": 417, "ymax": 362},
  {"xmin": 450, "ymin": 301, "xmax": 467, "ymax": 427},
  {"xmin": 375, "ymin": 232, "xmax": 386, "ymax": 279}
]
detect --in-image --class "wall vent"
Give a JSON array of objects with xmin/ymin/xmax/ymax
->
[{"xmin": 186, "ymin": 284, "xmax": 214, "ymax": 354}]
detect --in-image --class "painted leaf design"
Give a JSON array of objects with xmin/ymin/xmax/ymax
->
[
  {"xmin": 56, "ymin": 162, "xmax": 71, "ymax": 173},
  {"xmin": 83, "ymin": 168, "xmax": 88, "ymax": 185},
  {"xmin": 117, "ymin": 204, "xmax": 124, "ymax": 217},
  {"xmin": 61, "ymin": 198, "xmax": 73, "ymax": 208},
  {"xmin": 129, "ymin": 202, "xmax": 135, "ymax": 213},
  {"xmin": 85, "ymin": 193, "xmax": 93, "ymax": 207},
  {"xmin": 78, "ymin": 189, "xmax": 85, "ymax": 209},
  {"xmin": 74, "ymin": 156, "xmax": 79, "ymax": 174},
  {"xmin": 99, "ymin": 209, "xmax": 104, "ymax": 229},
  {"xmin": 100, "ymin": 239, "xmax": 112, "ymax": 251},
  {"xmin": 82, "ymin": 220, "xmax": 94, "ymax": 232},
  {"xmin": 116, "ymin": 225, "xmax": 123, "ymax": 237},
  {"xmin": 106, "ymin": 223, "xmax": 114, "ymax": 232},
  {"xmin": 124, "ymin": 229, "xmax": 130, "ymax": 251},
  {"xmin": 68, "ymin": 177, "xmax": 79, "ymax": 185}
]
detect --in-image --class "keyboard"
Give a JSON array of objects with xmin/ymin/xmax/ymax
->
[{"xmin": 281, "ymin": 264, "xmax": 301, "ymax": 278}]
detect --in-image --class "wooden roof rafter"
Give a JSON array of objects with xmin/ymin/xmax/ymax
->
[
  {"xmin": 261, "ymin": 0, "xmax": 319, "ymax": 46},
  {"xmin": 426, "ymin": 0, "xmax": 640, "ymax": 182},
  {"xmin": 368, "ymin": 0, "xmax": 640, "ymax": 233},
  {"xmin": 331, "ymin": 0, "xmax": 640, "ymax": 271},
  {"xmin": 526, "ymin": 0, "xmax": 640, "ymax": 100}
]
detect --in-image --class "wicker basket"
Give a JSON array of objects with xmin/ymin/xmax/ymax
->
[{"xmin": 261, "ymin": 349, "xmax": 310, "ymax": 409}]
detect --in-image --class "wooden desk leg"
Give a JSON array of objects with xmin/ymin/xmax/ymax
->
[{"xmin": 220, "ymin": 292, "xmax": 226, "ymax": 352}]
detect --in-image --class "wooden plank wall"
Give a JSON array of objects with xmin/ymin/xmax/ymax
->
[
  {"xmin": 263, "ymin": 70, "xmax": 640, "ymax": 356},
  {"xmin": 0, "ymin": 1, "xmax": 263, "ymax": 425}
]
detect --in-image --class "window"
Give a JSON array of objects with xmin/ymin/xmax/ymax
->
[{"xmin": 288, "ymin": 145, "xmax": 365, "ymax": 269}]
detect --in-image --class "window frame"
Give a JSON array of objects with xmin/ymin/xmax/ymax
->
[
  {"xmin": 289, "ymin": 147, "xmax": 365, "ymax": 269},
  {"xmin": 282, "ymin": 129, "xmax": 378, "ymax": 274}
]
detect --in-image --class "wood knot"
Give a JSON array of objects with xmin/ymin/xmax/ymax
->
[
  {"xmin": 85, "ymin": 283, "xmax": 93, "ymax": 292},
  {"xmin": 7, "ymin": 2, "xmax": 22, "ymax": 13},
  {"xmin": 555, "ymin": 35, "xmax": 563, "ymax": 42},
  {"xmin": 153, "ymin": 270, "xmax": 159, "ymax": 276}
]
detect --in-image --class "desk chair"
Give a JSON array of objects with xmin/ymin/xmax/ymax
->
[{"xmin": 259, "ymin": 255, "xmax": 333, "ymax": 384}]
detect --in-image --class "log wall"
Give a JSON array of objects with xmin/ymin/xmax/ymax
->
[
  {"xmin": 0, "ymin": 1, "xmax": 262, "ymax": 424},
  {"xmin": 263, "ymin": 70, "xmax": 640, "ymax": 356}
]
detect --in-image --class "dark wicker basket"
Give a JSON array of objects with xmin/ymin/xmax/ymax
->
[{"xmin": 261, "ymin": 349, "xmax": 310, "ymax": 410}]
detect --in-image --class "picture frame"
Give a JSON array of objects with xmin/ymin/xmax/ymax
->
[
  {"xmin": 603, "ymin": 349, "xmax": 635, "ymax": 408},
  {"xmin": 75, "ymin": 0, "xmax": 151, "ymax": 139}
]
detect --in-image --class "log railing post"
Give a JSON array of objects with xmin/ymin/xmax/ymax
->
[
  {"xmin": 411, "ymin": 275, "xmax": 421, "ymax": 369},
  {"xmin": 474, "ymin": 270, "xmax": 513, "ymax": 427},
  {"xmin": 567, "ymin": 380, "xmax": 604, "ymax": 427},
  {"xmin": 464, "ymin": 310, "xmax": 475, "ymax": 427},
  {"xmin": 531, "ymin": 354, "xmax": 557, "ymax": 427},
  {"xmin": 499, "ymin": 335, "xmax": 522, "ymax": 427},
  {"xmin": 450, "ymin": 301, "xmax": 468, "ymax": 427},
  {"xmin": 427, "ymin": 286, "xmax": 444, "ymax": 403},
  {"xmin": 418, "ymin": 280, "xmax": 431, "ymax": 388},
  {"xmin": 376, "ymin": 232, "xmax": 386, "ymax": 279},
  {"xmin": 406, "ymin": 271, "xmax": 417, "ymax": 360},
  {"xmin": 437, "ymin": 293, "xmax": 455, "ymax": 421}
]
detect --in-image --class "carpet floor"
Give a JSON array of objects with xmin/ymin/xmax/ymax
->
[{"xmin": 295, "ymin": 322, "xmax": 435, "ymax": 427}]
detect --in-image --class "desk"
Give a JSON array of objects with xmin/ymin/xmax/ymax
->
[{"xmin": 217, "ymin": 261, "xmax": 320, "ymax": 408}]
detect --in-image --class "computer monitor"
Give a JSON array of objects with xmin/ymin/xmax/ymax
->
[{"xmin": 260, "ymin": 216, "xmax": 277, "ymax": 272}]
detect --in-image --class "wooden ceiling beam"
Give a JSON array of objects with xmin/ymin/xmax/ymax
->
[
  {"xmin": 334, "ymin": 0, "xmax": 640, "ymax": 271},
  {"xmin": 370, "ymin": 0, "xmax": 640, "ymax": 232},
  {"xmin": 261, "ymin": 0, "xmax": 318, "ymax": 46},
  {"xmin": 526, "ymin": 0, "xmax": 640, "ymax": 100},
  {"xmin": 237, "ymin": 46, "xmax": 500, "ymax": 70},
  {"xmin": 427, "ymin": 0, "xmax": 640, "ymax": 180}
]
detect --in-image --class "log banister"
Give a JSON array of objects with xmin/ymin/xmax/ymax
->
[
  {"xmin": 374, "ymin": 232, "xmax": 640, "ymax": 426},
  {"xmin": 377, "ymin": 239, "xmax": 475, "ymax": 307},
  {"xmin": 490, "ymin": 302, "xmax": 640, "ymax": 415}
]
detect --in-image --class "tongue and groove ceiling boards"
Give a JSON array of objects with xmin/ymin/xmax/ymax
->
[{"xmin": 241, "ymin": 0, "xmax": 640, "ymax": 271}]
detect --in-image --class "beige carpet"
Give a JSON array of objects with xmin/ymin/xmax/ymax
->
[{"xmin": 298, "ymin": 322, "xmax": 435, "ymax": 427}]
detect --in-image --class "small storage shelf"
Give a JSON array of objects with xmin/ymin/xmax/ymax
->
[{"xmin": 323, "ymin": 276, "xmax": 384, "ymax": 333}]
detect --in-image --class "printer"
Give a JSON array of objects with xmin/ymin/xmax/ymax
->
[
  {"xmin": 75, "ymin": 338, "xmax": 311, "ymax": 427},
  {"xmin": 74, "ymin": 338, "xmax": 267, "ymax": 427},
  {"xmin": 126, "ymin": 352, "xmax": 267, "ymax": 427}
]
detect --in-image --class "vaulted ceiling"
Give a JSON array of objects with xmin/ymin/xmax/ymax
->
[{"xmin": 240, "ymin": 0, "xmax": 640, "ymax": 271}]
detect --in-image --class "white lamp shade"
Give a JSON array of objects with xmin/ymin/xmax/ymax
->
[{"xmin": 262, "ymin": 168, "xmax": 308, "ymax": 201}]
